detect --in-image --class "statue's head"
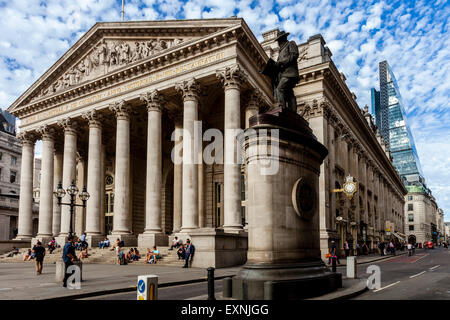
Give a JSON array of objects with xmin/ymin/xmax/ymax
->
[{"xmin": 275, "ymin": 31, "xmax": 290, "ymax": 45}]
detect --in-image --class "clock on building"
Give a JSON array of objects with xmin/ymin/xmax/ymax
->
[{"xmin": 106, "ymin": 175, "xmax": 114, "ymax": 186}]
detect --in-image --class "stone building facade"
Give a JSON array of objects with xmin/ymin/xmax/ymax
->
[
  {"xmin": 9, "ymin": 18, "xmax": 406, "ymax": 261},
  {"xmin": 404, "ymin": 184, "xmax": 442, "ymax": 245},
  {"xmin": 261, "ymin": 31, "xmax": 407, "ymax": 256},
  {"xmin": 0, "ymin": 130, "xmax": 39, "ymax": 240}
]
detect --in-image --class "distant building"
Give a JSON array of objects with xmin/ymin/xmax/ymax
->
[
  {"xmin": 371, "ymin": 61, "xmax": 442, "ymax": 245},
  {"xmin": 0, "ymin": 111, "xmax": 40, "ymax": 240}
]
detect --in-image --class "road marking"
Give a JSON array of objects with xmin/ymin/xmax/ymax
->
[
  {"xmin": 429, "ymin": 265, "xmax": 440, "ymax": 270},
  {"xmin": 0, "ymin": 288, "xmax": 12, "ymax": 291},
  {"xmin": 409, "ymin": 253, "xmax": 429, "ymax": 263},
  {"xmin": 410, "ymin": 271, "xmax": 426, "ymax": 278},
  {"xmin": 373, "ymin": 281, "xmax": 400, "ymax": 292}
]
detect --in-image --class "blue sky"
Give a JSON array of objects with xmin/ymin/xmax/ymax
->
[{"xmin": 0, "ymin": 0, "xmax": 449, "ymax": 220}]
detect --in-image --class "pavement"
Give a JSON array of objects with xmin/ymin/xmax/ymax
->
[
  {"xmin": 328, "ymin": 250, "xmax": 408, "ymax": 267},
  {"xmin": 0, "ymin": 262, "xmax": 239, "ymax": 300},
  {"xmin": 2, "ymin": 248, "xmax": 436, "ymax": 301}
]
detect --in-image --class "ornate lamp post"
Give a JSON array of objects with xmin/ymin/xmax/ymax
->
[{"xmin": 54, "ymin": 180, "xmax": 90, "ymax": 237}]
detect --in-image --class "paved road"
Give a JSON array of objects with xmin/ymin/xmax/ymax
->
[
  {"xmin": 81, "ymin": 280, "xmax": 224, "ymax": 300},
  {"xmin": 349, "ymin": 247, "xmax": 450, "ymax": 300}
]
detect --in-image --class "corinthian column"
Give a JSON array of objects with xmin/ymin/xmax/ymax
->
[
  {"xmin": 138, "ymin": 90, "xmax": 167, "ymax": 247},
  {"xmin": 245, "ymin": 90, "xmax": 262, "ymax": 129},
  {"xmin": 109, "ymin": 101, "xmax": 135, "ymax": 245},
  {"xmin": 57, "ymin": 118, "xmax": 78, "ymax": 237},
  {"xmin": 217, "ymin": 65, "xmax": 246, "ymax": 232},
  {"xmin": 175, "ymin": 78, "xmax": 201, "ymax": 234},
  {"xmin": 16, "ymin": 132, "xmax": 36, "ymax": 240},
  {"xmin": 52, "ymin": 144, "xmax": 63, "ymax": 236},
  {"xmin": 171, "ymin": 112, "xmax": 183, "ymax": 233},
  {"xmin": 36, "ymin": 125, "xmax": 55, "ymax": 240},
  {"xmin": 82, "ymin": 110, "xmax": 104, "ymax": 246}
]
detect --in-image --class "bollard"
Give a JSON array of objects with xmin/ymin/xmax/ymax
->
[
  {"xmin": 137, "ymin": 275, "xmax": 158, "ymax": 300},
  {"xmin": 264, "ymin": 281, "xmax": 274, "ymax": 300},
  {"xmin": 223, "ymin": 277, "xmax": 232, "ymax": 298},
  {"xmin": 207, "ymin": 267, "xmax": 215, "ymax": 300},
  {"xmin": 346, "ymin": 256, "xmax": 357, "ymax": 278},
  {"xmin": 331, "ymin": 255, "xmax": 337, "ymax": 272}
]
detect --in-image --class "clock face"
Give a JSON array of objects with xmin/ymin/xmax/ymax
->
[
  {"xmin": 344, "ymin": 182, "xmax": 356, "ymax": 194},
  {"xmin": 106, "ymin": 175, "xmax": 114, "ymax": 186}
]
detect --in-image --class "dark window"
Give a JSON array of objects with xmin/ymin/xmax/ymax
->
[
  {"xmin": 408, "ymin": 195, "xmax": 413, "ymax": 201},
  {"xmin": 409, "ymin": 225, "xmax": 414, "ymax": 231},
  {"xmin": 408, "ymin": 214, "xmax": 414, "ymax": 222},
  {"xmin": 10, "ymin": 156, "xmax": 17, "ymax": 166},
  {"xmin": 408, "ymin": 203, "xmax": 413, "ymax": 211},
  {"xmin": 10, "ymin": 171, "xmax": 16, "ymax": 183}
]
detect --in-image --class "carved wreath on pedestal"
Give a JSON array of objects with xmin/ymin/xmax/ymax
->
[{"xmin": 292, "ymin": 177, "xmax": 317, "ymax": 220}]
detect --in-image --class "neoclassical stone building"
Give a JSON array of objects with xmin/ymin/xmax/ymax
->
[
  {"xmin": 9, "ymin": 18, "xmax": 406, "ymax": 261},
  {"xmin": 9, "ymin": 18, "xmax": 271, "ymax": 255},
  {"xmin": 260, "ymin": 30, "xmax": 407, "ymax": 255}
]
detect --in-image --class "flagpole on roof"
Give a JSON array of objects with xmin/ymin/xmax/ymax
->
[{"xmin": 121, "ymin": 0, "xmax": 125, "ymax": 21}]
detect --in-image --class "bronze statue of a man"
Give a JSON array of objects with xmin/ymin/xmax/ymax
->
[{"xmin": 262, "ymin": 31, "xmax": 300, "ymax": 112}]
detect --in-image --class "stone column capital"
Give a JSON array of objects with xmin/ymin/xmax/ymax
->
[
  {"xmin": 82, "ymin": 109, "xmax": 103, "ymax": 128},
  {"xmin": 175, "ymin": 78, "xmax": 201, "ymax": 102},
  {"xmin": 245, "ymin": 88, "xmax": 263, "ymax": 111},
  {"xmin": 140, "ymin": 90, "xmax": 165, "ymax": 112},
  {"xmin": 18, "ymin": 131, "xmax": 37, "ymax": 146},
  {"xmin": 216, "ymin": 64, "xmax": 247, "ymax": 90},
  {"xmin": 57, "ymin": 117, "xmax": 78, "ymax": 135},
  {"xmin": 109, "ymin": 100, "xmax": 132, "ymax": 120},
  {"xmin": 36, "ymin": 125, "xmax": 56, "ymax": 142}
]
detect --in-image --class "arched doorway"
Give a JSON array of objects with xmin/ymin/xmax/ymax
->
[{"xmin": 408, "ymin": 235, "xmax": 416, "ymax": 245}]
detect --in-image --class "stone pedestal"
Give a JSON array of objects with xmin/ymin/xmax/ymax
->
[
  {"xmin": 232, "ymin": 108, "xmax": 341, "ymax": 300},
  {"xmin": 189, "ymin": 228, "xmax": 248, "ymax": 268},
  {"xmin": 110, "ymin": 233, "xmax": 137, "ymax": 247},
  {"xmin": 31, "ymin": 236, "xmax": 53, "ymax": 247},
  {"xmin": 138, "ymin": 232, "xmax": 168, "ymax": 248},
  {"xmin": 347, "ymin": 256, "xmax": 357, "ymax": 278},
  {"xmin": 86, "ymin": 235, "xmax": 106, "ymax": 248},
  {"xmin": 55, "ymin": 259, "xmax": 83, "ymax": 282}
]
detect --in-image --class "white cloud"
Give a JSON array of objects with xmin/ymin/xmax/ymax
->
[{"xmin": 0, "ymin": 0, "xmax": 448, "ymax": 220}]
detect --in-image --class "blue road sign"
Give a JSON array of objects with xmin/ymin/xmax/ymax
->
[{"xmin": 138, "ymin": 279, "xmax": 145, "ymax": 294}]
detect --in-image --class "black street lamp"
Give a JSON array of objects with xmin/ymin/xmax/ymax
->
[{"xmin": 54, "ymin": 180, "xmax": 90, "ymax": 237}]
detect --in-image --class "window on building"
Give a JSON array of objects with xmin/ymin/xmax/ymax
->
[
  {"xmin": 10, "ymin": 171, "xmax": 16, "ymax": 183},
  {"xmin": 10, "ymin": 156, "xmax": 17, "ymax": 166},
  {"xmin": 408, "ymin": 195, "xmax": 413, "ymax": 201},
  {"xmin": 409, "ymin": 225, "xmax": 414, "ymax": 231},
  {"xmin": 241, "ymin": 174, "xmax": 246, "ymax": 226},
  {"xmin": 408, "ymin": 214, "xmax": 414, "ymax": 222},
  {"xmin": 408, "ymin": 203, "xmax": 413, "ymax": 211},
  {"xmin": 215, "ymin": 182, "xmax": 223, "ymax": 227},
  {"xmin": 109, "ymin": 193, "xmax": 114, "ymax": 213},
  {"xmin": 0, "ymin": 152, "xmax": 2, "ymax": 161}
]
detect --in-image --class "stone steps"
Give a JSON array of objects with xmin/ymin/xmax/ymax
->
[{"xmin": 0, "ymin": 245, "xmax": 185, "ymax": 266}]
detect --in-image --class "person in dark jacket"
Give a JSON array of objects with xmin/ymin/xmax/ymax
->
[{"xmin": 183, "ymin": 239, "xmax": 195, "ymax": 268}]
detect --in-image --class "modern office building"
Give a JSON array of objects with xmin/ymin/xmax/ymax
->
[
  {"xmin": 373, "ymin": 61, "xmax": 425, "ymax": 186},
  {"xmin": 372, "ymin": 61, "xmax": 444, "ymax": 245}
]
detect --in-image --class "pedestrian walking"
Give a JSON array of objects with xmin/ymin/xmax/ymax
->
[
  {"xmin": 344, "ymin": 241, "xmax": 350, "ymax": 257},
  {"xmin": 32, "ymin": 241, "xmax": 45, "ymax": 275},
  {"xmin": 62, "ymin": 236, "xmax": 77, "ymax": 287},
  {"xmin": 328, "ymin": 241, "xmax": 340, "ymax": 265},
  {"xmin": 407, "ymin": 242, "xmax": 412, "ymax": 256},
  {"xmin": 378, "ymin": 241, "xmax": 385, "ymax": 256},
  {"xmin": 183, "ymin": 239, "xmax": 195, "ymax": 268}
]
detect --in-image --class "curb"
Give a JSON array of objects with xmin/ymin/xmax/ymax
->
[
  {"xmin": 307, "ymin": 279, "xmax": 368, "ymax": 301},
  {"xmin": 44, "ymin": 274, "xmax": 235, "ymax": 300}
]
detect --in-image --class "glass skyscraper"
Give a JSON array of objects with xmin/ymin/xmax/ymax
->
[{"xmin": 371, "ymin": 61, "xmax": 425, "ymax": 186}]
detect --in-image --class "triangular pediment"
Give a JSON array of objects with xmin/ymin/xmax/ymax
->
[{"xmin": 8, "ymin": 18, "xmax": 244, "ymax": 114}]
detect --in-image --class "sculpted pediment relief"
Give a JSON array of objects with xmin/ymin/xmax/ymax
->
[{"xmin": 33, "ymin": 37, "xmax": 187, "ymax": 101}]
